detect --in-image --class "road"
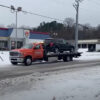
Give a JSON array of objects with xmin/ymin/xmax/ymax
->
[{"xmin": 0, "ymin": 59, "xmax": 100, "ymax": 80}]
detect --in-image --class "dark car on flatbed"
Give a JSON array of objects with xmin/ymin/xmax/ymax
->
[{"xmin": 44, "ymin": 38, "xmax": 75, "ymax": 53}]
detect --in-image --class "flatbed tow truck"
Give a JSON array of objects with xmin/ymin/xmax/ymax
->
[{"xmin": 9, "ymin": 43, "xmax": 81, "ymax": 66}]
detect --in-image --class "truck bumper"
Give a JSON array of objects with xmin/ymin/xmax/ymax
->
[{"xmin": 10, "ymin": 57, "xmax": 24, "ymax": 63}]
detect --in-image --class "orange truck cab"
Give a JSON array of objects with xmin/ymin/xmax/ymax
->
[{"xmin": 9, "ymin": 43, "xmax": 44, "ymax": 65}]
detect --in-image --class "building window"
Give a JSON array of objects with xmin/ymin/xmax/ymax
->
[
  {"xmin": 17, "ymin": 41, "xmax": 23, "ymax": 48},
  {"xmin": 11, "ymin": 41, "xmax": 23, "ymax": 49},
  {"xmin": 0, "ymin": 41, "xmax": 8, "ymax": 50},
  {"xmin": 82, "ymin": 44, "xmax": 87, "ymax": 48}
]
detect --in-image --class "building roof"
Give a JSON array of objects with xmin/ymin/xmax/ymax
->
[
  {"xmin": 0, "ymin": 28, "xmax": 13, "ymax": 37},
  {"xmin": 29, "ymin": 33, "xmax": 50, "ymax": 40},
  {"xmin": 0, "ymin": 28, "xmax": 8, "ymax": 30},
  {"xmin": 29, "ymin": 31, "xmax": 50, "ymax": 39},
  {"xmin": 0, "ymin": 27, "xmax": 50, "ymax": 39},
  {"xmin": 30, "ymin": 31, "xmax": 49, "ymax": 35}
]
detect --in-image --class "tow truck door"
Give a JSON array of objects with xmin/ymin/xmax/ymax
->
[{"xmin": 33, "ymin": 44, "xmax": 43, "ymax": 59}]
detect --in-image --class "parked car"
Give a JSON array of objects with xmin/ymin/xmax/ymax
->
[{"xmin": 44, "ymin": 38, "xmax": 75, "ymax": 53}]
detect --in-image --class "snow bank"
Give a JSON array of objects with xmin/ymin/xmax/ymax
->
[{"xmin": 0, "ymin": 51, "xmax": 11, "ymax": 66}]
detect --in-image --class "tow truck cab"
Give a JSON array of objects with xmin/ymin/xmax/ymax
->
[{"xmin": 10, "ymin": 43, "xmax": 44, "ymax": 65}]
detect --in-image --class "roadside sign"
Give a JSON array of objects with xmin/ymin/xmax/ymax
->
[{"xmin": 24, "ymin": 30, "xmax": 30, "ymax": 38}]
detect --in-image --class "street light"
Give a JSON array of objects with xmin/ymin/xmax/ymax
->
[{"xmin": 11, "ymin": 5, "xmax": 22, "ymax": 49}]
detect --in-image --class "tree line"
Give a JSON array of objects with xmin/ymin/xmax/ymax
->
[{"xmin": 33, "ymin": 18, "xmax": 100, "ymax": 40}]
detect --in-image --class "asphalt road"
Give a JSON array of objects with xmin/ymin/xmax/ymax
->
[{"xmin": 0, "ymin": 59, "xmax": 100, "ymax": 80}]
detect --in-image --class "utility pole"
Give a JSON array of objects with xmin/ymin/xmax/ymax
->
[
  {"xmin": 11, "ymin": 6, "xmax": 22, "ymax": 49},
  {"xmin": 73, "ymin": 0, "xmax": 83, "ymax": 52}
]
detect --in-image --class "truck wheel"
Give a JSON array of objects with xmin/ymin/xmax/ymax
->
[
  {"xmin": 70, "ymin": 56, "xmax": 73, "ymax": 61},
  {"xmin": 58, "ymin": 55, "xmax": 62, "ymax": 60},
  {"xmin": 11, "ymin": 62, "xmax": 18, "ymax": 65},
  {"xmin": 63, "ymin": 56, "xmax": 67, "ymax": 62},
  {"xmin": 67, "ymin": 56, "xmax": 71, "ymax": 61},
  {"xmin": 43, "ymin": 50, "xmax": 48, "ymax": 61},
  {"xmin": 24, "ymin": 57, "xmax": 32, "ymax": 66},
  {"xmin": 44, "ymin": 56, "xmax": 48, "ymax": 61}
]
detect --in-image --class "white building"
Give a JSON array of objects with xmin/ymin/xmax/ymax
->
[
  {"xmin": 0, "ymin": 27, "xmax": 50, "ymax": 50},
  {"xmin": 78, "ymin": 39, "xmax": 100, "ymax": 52}
]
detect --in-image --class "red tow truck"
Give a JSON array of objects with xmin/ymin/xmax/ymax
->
[{"xmin": 9, "ymin": 42, "xmax": 81, "ymax": 66}]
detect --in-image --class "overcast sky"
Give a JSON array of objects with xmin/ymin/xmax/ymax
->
[{"xmin": 0, "ymin": 0, "xmax": 100, "ymax": 28}]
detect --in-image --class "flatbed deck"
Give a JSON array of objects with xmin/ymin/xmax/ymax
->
[
  {"xmin": 44, "ymin": 51, "xmax": 81, "ymax": 62},
  {"xmin": 47, "ymin": 52, "xmax": 81, "ymax": 57}
]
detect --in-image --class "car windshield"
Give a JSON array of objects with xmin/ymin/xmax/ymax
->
[
  {"xmin": 45, "ymin": 39, "xmax": 54, "ymax": 44},
  {"xmin": 21, "ymin": 44, "xmax": 34, "ymax": 49},
  {"xmin": 56, "ymin": 39, "xmax": 67, "ymax": 44}
]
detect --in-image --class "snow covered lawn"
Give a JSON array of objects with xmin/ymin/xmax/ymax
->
[
  {"xmin": 0, "ymin": 51, "xmax": 10, "ymax": 66},
  {"xmin": 74, "ymin": 49, "xmax": 100, "ymax": 61}
]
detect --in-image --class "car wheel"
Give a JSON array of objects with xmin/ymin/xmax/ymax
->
[
  {"xmin": 24, "ymin": 57, "xmax": 32, "ymax": 66},
  {"xmin": 63, "ymin": 56, "xmax": 67, "ymax": 62}
]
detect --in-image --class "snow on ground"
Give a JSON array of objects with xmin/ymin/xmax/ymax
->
[
  {"xmin": 0, "ymin": 49, "xmax": 100, "ymax": 100},
  {"xmin": 75, "ymin": 49, "xmax": 100, "ymax": 61},
  {"xmin": 0, "ymin": 51, "xmax": 10, "ymax": 66},
  {"xmin": 0, "ymin": 65, "xmax": 100, "ymax": 100},
  {"xmin": 0, "ymin": 49, "xmax": 100, "ymax": 67}
]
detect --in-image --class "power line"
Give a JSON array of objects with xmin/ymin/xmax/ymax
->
[
  {"xmin": 0, "ymin": 4, "xmax": 64, "ymax": 22},
  {"xmin": 0, "ymin": 4, "xmax": 10, "ymax": 9},
  {"xmin": 22, "ymin": 10, "xmax": 64, "ymax": 21}
]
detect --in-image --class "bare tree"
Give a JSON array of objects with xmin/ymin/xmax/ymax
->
[{"xmin": 63, "ymin": 17, "xmax": 75, "ymax": 27}]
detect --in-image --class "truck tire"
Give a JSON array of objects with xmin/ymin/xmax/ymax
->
[
  {"xmin": 63, "ymin": 56, "xmax": 72, "ymax": 62},
  {"xmin": 70, "ymin": 56, "xmax": 73, "ymax": 61},
  {"xmin": 11, "ymin": 62, "xmax": 18, "ymax": 65},
  {"xmin": 43, "ymin": 50, "xmax": 48, "ymax": 61},
  {"xmin": 63, "ymin": 56, "xmax": 67, "ymax": 62},
  {"xmin": 44, "ymin": 56, "xmax": 48, "ymax": 61},
  {"xmin": 67, "ymin": 56, "xmax": 71, "ymax": 61},
  {"xmin": 24, "ymin": 57, "xmax": 32, "ymax": 66},
  {"xmin": 58, "ymin": 55, "xmax": 62, "ymax": 60}
]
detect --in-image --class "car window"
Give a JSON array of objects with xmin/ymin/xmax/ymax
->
[
  {"xmin": 45, "ymin": 39, "xmax": 54, "ymax": 44},
  {"xmin": 63, "ymin": 40, "xmax": 67, "ymax": 44},
  {"xmin": 34, "ymin": 45, "xmax": 41, "ymax": 49}
]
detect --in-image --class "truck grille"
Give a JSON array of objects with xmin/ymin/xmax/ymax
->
[{"xmin": 10, "ymin": 52, "xmax": 19, "ymax": 56}]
